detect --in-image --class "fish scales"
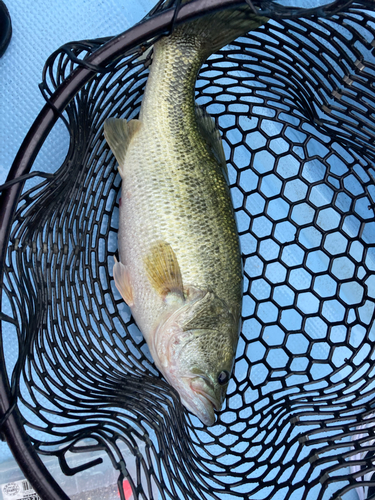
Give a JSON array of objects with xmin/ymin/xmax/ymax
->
[
  {"xmin": 121, "ymin": 33, "xmax": 242, "ymax": 328},
  {"xmin": 105, "ymin": 5, "xmax": 268, "ymax": 425}
]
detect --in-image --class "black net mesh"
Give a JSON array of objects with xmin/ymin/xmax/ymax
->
[{"xmin": 1, "ymin": 2, "xmax": 375, "ymax": 499}]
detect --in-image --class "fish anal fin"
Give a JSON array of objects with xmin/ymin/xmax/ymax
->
[
  {"xmin": 144, "ymin": 241, "xmax": 184, "ymax": 299},
  {"xmin": 113, "ymin": 257, "xmax": 134, "ymax": 306},
  {"xmin": 104, "ymin": 118, "xmax": 141, "ymax": 178},
  {"xmin": 195, "ymin": 105, "xmax": 228, "ymax": 182}
]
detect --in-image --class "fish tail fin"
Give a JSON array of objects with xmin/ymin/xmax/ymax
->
[{"xmin": 172, "ymin": 3, "xmax": 268, "ymax": 57}]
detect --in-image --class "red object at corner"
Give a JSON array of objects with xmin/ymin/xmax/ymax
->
[{"xmin": 118, "ymin": 479, "xmax": 133, "ymax": 499}]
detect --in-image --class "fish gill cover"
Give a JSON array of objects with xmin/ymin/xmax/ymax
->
[{"xmin": 0, "ymin": 1, "xmax": 375, "ymax": 499}]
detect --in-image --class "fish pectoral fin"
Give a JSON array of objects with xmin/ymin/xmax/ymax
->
[
  {"xmin": 113, "ymin": 257, "xmax": 134, "ymax": 306},
  {"xmin": 195, "ymin": 105, "xmax": 228, "ymax": 183},
  {"xmin": 144, "ymin": 241, "xmax": 184, "ymax": 299},
  {"xmin": 104, "ymin": 117, "xmax": 141, "ymax": 178}
]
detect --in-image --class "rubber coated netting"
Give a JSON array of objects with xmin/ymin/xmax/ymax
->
[{"xmin": 1, "ymin": 3, "xmax": 375, "ymax": 500}]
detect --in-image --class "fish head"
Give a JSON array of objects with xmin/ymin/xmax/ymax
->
[{"xmin": 153, "ymin": 290, "xmax": 239, "ymax": 426}]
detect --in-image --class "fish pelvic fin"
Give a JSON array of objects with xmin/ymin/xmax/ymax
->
[
  {"xmin": 144, "ymin": 241, "xmax": 184, "ymax": 299},
  {"xmin": 104, "ymin": 118, "xmax": 141, "ymax": 178},
  {"xmin": 113, "ymin": 257, "xmax": 134, "ymax": 306},
  {"xmin": 195, "ymin": 105, "xmax": 228, "ymax": 182}
]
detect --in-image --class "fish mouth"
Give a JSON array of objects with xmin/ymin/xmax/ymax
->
[
  {"xmin": 191, "ymin": 378, "xmax": 221, "ymax": 412},
  {"xmin": 183, "ymin": 395, "xmax": 216, "ymax": 426},
  {"xmin": 192, "ymin": 375, "xmax": 221, "ymax": 410},
  {"xmin": 178, "ymin": 375, "xmax": 220, "ymax": 426}
]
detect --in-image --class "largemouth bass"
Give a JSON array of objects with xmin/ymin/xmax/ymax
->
[{"xmin": 104, "ymin": 4, "xmax": 267, "ymax": 426}]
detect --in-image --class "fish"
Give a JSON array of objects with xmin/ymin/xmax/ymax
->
[{"xmin": 104, "ymin": 2, "xmax": 268, "ymax": 426}]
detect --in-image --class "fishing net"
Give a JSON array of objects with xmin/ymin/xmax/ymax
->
[{"xmin": 1, "ymin": 1, "xmax": 375, "ymax": 499}]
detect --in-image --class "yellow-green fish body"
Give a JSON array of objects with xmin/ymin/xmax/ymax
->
[{"xmin": 104, "ymin": 6, "xmax": 267, "ymax": 425}]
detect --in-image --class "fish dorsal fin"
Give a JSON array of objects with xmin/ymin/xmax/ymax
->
[
  {"xmin": 195, "ymin": 105, "xmax": 228, "ymax": 182},
  {"xmin": 144, "ymin": 241, "xmax": 184, "ymax": 299},
  {"xmin": 104, "ymin": 117, "xmax": 141, "ymax": 177}
]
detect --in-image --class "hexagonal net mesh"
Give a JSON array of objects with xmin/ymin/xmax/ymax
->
[{"xmin": 1, "ymin": 3, "xmax": 375, "ymax": 500}]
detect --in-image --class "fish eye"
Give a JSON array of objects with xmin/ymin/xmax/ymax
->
[{"xmin": 217, "ymin": 370, "xmax": 230, "ymax": 385}]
